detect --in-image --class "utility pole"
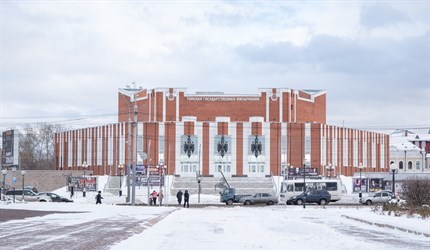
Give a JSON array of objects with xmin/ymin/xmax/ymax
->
[
  {"xmin": 126, "ymin": 91, "xmax": 132, "ymax": 203},
  {"xmin": 132, "ymin": 91, "xmax": 138, "ymax": 206},
  {"xmin": 146, "ymin": 140, "xmax": 151, "ymax": 206}
]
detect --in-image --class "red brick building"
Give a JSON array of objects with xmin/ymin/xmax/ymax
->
[{"xmin": 54, "ymin": 88, "xmax": 389, "ymax": 177}]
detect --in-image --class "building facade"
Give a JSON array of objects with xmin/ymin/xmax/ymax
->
[
  {"xmin": 389, "ymin": 130, "xmax": 430, "ymax": 173},
  {"xmin": 54, "ymin": 88, "xmax": 389, "ymax": 177}
]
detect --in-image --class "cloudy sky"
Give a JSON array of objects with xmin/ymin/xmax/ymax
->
[{"xmin": 1, "ymin": 1, "xmax": 429, "ymax": 133}]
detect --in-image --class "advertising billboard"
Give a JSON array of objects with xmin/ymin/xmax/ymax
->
[{"xmin": 2, "ymin": 130, "xmax": 19, "ymax": 166}]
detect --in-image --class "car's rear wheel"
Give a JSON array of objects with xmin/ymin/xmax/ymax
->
[
  {"xmin": 227, "ymin": 199, "xmax": 233, "ymax": 205},
  {"xmin": 39, "ymin": 200, "xmax": 47, "ymax": 202},
  {"xmin": 267, "ymin": 201, "xmax": 274, "ymax": 205},
  {"xmin": 319, "ymin": 199, "xmax": 327, "ymax": 205},
  {"xmin": 366, "ymin": 200, "xmax": 372, "ymax": 205},
  {"xmin": 296, "ymin": 199, "xmax": 303, "ymax": 205},
  {"xmin": 245, "ymin": 200, "xmax": 251, "ymax": 205}
]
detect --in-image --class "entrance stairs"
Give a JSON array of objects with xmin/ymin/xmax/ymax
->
[{"xmin": 104, "ymin": 176, "xmax": 123, "ymax": 195}]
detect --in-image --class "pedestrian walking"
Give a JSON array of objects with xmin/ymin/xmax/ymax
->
[
  {"xmin": 151, "ymin": 190, "xmax": 158, "ymax": 206},
  {"xmin": 95, "ymin": 191, "xmax": 103, "ymax": 204},
  {"xmin": 183, "ymin": 190, "xmax": 189, "ymax": 208},
  {"xmin": 176, "ymin": 190, "xmax": 183, "ymax": 205},
  {"xmin": 70, "ymin": 185, "xmax": 74, "ymax": 199},
  {"xmin": 158, "ymin": 190, "xmax": 164, "ymax": 206}
]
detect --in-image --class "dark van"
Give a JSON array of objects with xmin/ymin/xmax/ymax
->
[{"xmin": 287, "ymin": 189, "xmax": 331, "ymax": 205}]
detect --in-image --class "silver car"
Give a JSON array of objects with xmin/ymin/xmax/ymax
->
[
  {"xmin": 361, "ymin": 191, "xmax": 394, "ymax": 205},
  {"xmin": 5, "ymin": 189, "xmax": 52, "ymax": 202},
  {"xmin": 239, "ymin": 193, "xmax": 278, "ymax": 205}
]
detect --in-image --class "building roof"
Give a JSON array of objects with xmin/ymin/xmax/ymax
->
[{"xmin": 390, "ymin": 130, "xmax": 425, "ymax": 152}]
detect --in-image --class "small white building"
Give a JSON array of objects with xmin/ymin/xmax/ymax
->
[{"xmin": 390, "ymin": 130, "xmax": 429, "ymax": 173}]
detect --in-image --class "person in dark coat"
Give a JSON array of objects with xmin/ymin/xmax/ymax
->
[
  {"xmin": 96, "ymin": 191, "xmax": 103, "ymax": 204},
  {"xmin": 176, "ymin": 190, "xmax": 183, "ymax": 205},
  {"xmin": 183, "ymin": 190, "xmax": 189, "ymax": 208},
  {"xmin": 70, "ymin": 185, "xmax": 74, "ymax": 199}
]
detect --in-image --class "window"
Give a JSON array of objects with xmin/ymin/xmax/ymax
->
[
  {"xmin": 159, "ymin": 136, "xmax": 165, "ymax": 161},
  {"xmin": 295, "ymin": 183, "xmax": 304, "ymax": 192},
  {"xmin": 181, "ymin": 164, "xmax": 189, "ymax": 172},
  {"xmin": 399, "ymin": 161, "xmax": 404, "ymax": 169},
  {"xmin": 408, "ymin": 161, "xmax": 412, "ymax": 169},
  {"xmin": 382, "ymin": 193, "xmax": 389, "ymax": 197},
  {"xmin": 416, "ymin": 161, "xmax": 421, "ymax": 170},
  {"xmin": 326, "ymin": 182, "xmax": 338, "ymax": 191},
  {"xmin": 260, "ymin": 165, "xmax": 265, "ymax": 172}
]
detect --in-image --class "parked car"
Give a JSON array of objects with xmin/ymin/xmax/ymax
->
[
  {"xmin": 5, "ymin": 189, "xmax": 51, "ymax": 202},
  {"xmin": 38, "ymin": 192, "xmax": 73, "ymax": 203},
  {"xmin": 239, "ymin": 193, "xmax": 278, "ymax": 205},
  {"xmin": 361, "ymin": 190, "xmax": 394, "ymax": 205},
  {"xmin": 287, "ymin": 189, "xmax": 331, "ymax": 205}
]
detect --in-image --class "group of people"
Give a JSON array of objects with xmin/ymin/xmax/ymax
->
[
  {"xmin": 150, "ymin": 189, "xmax": 189, "ymax": 207},
  {"xmin": 150, "ymin": 190, "xmax": 164, "ymax": 206},
  {"xmin": 150, "ymin": 189, "xmax": 190, "ymax": 207},
  {"xmin": 80, "ymin": 188, "xmax": 190, "ymax": 207},
  {"xmin": 176, "ymin": 190, "xmax": 189, "ymax": 208}
]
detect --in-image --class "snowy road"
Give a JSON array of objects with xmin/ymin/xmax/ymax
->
[
  {"xmin": 113, "ymin": 206, "xmax": 430, "ymax": 250},
  {"xmin": 1, "ymin": 204, "xmax": 429, "ymax": 250}
]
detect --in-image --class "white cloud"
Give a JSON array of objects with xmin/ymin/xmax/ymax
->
[{"xmin": 1, "ymin": 1, "xmax": 429, "ymax": 131}]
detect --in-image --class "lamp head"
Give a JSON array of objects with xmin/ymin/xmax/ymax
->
[{"xmin": 390, "ymin": 163, "xmax": 398, "ymax": 171}]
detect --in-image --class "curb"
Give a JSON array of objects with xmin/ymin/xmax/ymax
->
[{"xmin": 341, "ymin": 215, "xmax": 430, "ymax": 237}]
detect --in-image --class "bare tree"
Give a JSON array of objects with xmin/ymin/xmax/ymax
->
[
  {"xmin": 402, "ymin": 178, "xmax": 430, "ymax": 207},
  {"xmin": 19, "ymin": 123, "xmax": 65, "ymax": 170}
]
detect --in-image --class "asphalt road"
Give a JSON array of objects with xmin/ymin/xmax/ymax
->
[{"xmin": 0, "ymin": 208, "xmax": 165, "ymax": 250}]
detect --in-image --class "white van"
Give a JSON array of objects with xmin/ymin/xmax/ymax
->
[{"xmin": 280, "ymin": 179, "xmax": 341, "ymax": 204}]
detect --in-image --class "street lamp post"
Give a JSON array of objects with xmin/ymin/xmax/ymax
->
[
  {"xmin": 358, "ymin": 163, "xmax": 364, "ymax": 201},
  {"xmin": 118, "ymin": 164, "xmax": 124, "ymax": 197},
  {"xmin": 390, "ymin": 163, "xmax": 398, "ymax": 195},
  {"xmin": 303, "ymin": 158, "xmax": 307, "ymax": 209},
  {"xmin": 157, "ymin": 164, "xmax": 166, "ymax": 204},
  {"xmin": 1, "ymin": 169, "xmax": 6, "ymax": 202},
  {"xmin": 82, "ymin": 162, "xmax": 88, "ymax": 197},
  {"xmin": 21, "ymin": 171, "xmax": 25, "ymax": 202},
  {"xmin": 197, "ymin": 172, "xmax": 202, "ymax": 204}
]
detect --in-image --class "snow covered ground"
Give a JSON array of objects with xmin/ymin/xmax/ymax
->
[
  {"xmin": 0, "ymin": 176, "xmax": 429, "ymax": 250},
  {"xmin": 0, "ymin": 201, "xmax": 429, "ymax": 250}
]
